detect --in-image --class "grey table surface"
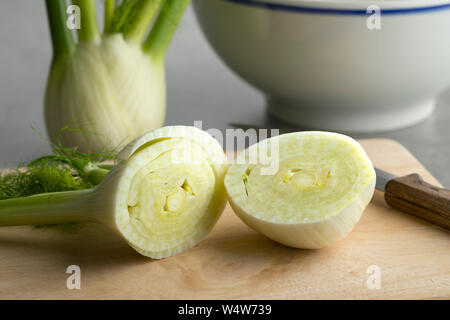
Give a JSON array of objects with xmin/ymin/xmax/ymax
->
[{"xmin": 1, "ymin": 1, "xmax": 449, "ymax": 187}]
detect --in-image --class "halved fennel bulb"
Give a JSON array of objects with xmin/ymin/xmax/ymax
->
[
  {"xmin": 0, "ymin": 126, "xmax": 228, "ymax": 259},
  {"xmin": 224, "ymin": 132, "xmax": 376, "ymax": 249},
  {"xmin": 108, "ymin": 126, "xmax": 228, "ymax": 258}
]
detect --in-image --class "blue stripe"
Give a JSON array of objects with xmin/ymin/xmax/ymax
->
[{"xmin": 225, "ymin": 0, "xmax": 450, "ymax": 15}]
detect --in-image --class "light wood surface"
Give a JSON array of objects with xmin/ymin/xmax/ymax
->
[{"xmin": 0, "ymin": 139, "xmax": 448, "ymax": 299}]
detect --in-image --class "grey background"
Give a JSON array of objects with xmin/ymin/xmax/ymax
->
[{"xmin": 0, "ymin": 1, "xmax": 449, "ymax": 186}]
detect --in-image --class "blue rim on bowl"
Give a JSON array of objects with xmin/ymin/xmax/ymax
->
[{"xmin": 224, "ymin": 0, "xmax": 450, "ymax": 15}]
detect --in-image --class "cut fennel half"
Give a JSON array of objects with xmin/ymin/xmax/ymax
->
[
  {"xmin": 0, "ymin": 126, "xmax": 228, "ymax": 259},
  {"xmin": 110, "ymin": 126, "xmax": 228, "ymax": 258},
  {"xmin": 224, "ymin": 131, "xmax": 376, "ymax": 249}
]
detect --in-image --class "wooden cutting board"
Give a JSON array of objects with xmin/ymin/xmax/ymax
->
[{"xmin": 0, "ymin": 139, "xmax": 448, "ymax": 299}]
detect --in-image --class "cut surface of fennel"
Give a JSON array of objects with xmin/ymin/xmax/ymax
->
[
  {"xmin": 0, "ymin": 126, "xmax": 228, "ymax": 259},
  {"xmin": 224, "ymin": 131, "xmax": 376, "ymax": 249},
  {"xmin": 109, "ymin": 126, "xmax": 228, "ymax": 258},
  {"xmin": 45, "ymin": 34, "xmax": 165, "ymax": 153}
]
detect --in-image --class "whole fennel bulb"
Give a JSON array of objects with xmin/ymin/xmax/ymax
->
[
  {"xmin": 45, "ymin": 0, "xmax": 190, "ymax": 153},
  {"xmin": 46, "ymin": 35, "xmax": 165, "ymax": 153}
]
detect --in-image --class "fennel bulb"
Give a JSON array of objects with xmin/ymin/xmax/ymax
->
[
  {"xmin": 0, "ymin": 126, "xmax": 228, "ymax": 259},
  {"xmin": 45, "ymin": 0, "xmax": 190, "ymax": 153},
  {"xmin": 46, "ymin": 34, "xmax": 166, "ymax": 153},
  {"xmin": 224, "ymin": 131, "xmax": 376, "ymax": 249}
]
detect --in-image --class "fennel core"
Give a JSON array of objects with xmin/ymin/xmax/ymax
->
[{"xmin": 45, "ymin": 0, "xmax": 191, "ymax": 153}]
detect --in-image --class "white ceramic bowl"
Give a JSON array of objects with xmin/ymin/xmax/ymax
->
[{"xmin": 193, "ymin": 0, "xmax": 450, "ymax": 132}]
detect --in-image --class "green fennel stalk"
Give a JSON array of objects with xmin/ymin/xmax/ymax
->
[
  {"xmin": 0, "ymin": 136, "xmax": 114, "ymax": 229},
  {"xmin": 0, "ymin": 126, "xmax": 115, "ymax": 200},
  {"xmin": 73, "ymin": 0, "xmax": 100, "ymax": 42},
  {"xmin": 45, "ymin": 0, "xmax": 75, "ymax": 60},
  {"xmin": 0, "ymin": 126, "xmax": 228, "ymax": 259},
  {"xmin": 0, "ymin": 147, "xmax": 111, "ymax": 226}
]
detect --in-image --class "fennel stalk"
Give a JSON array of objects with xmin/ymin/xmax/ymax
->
[{"xmin": 0, "ymin": 126, "xmax": 228, "ymax": 259}]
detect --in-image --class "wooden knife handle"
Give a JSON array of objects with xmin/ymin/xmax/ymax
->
[{"xmin": 384, "ymin": 174, "xmax": 450, "ymax": 230}]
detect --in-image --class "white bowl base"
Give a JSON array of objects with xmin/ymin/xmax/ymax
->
[{"xmin": 267, "ymin": 98, "xmax": 435, "ymax": 133}]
